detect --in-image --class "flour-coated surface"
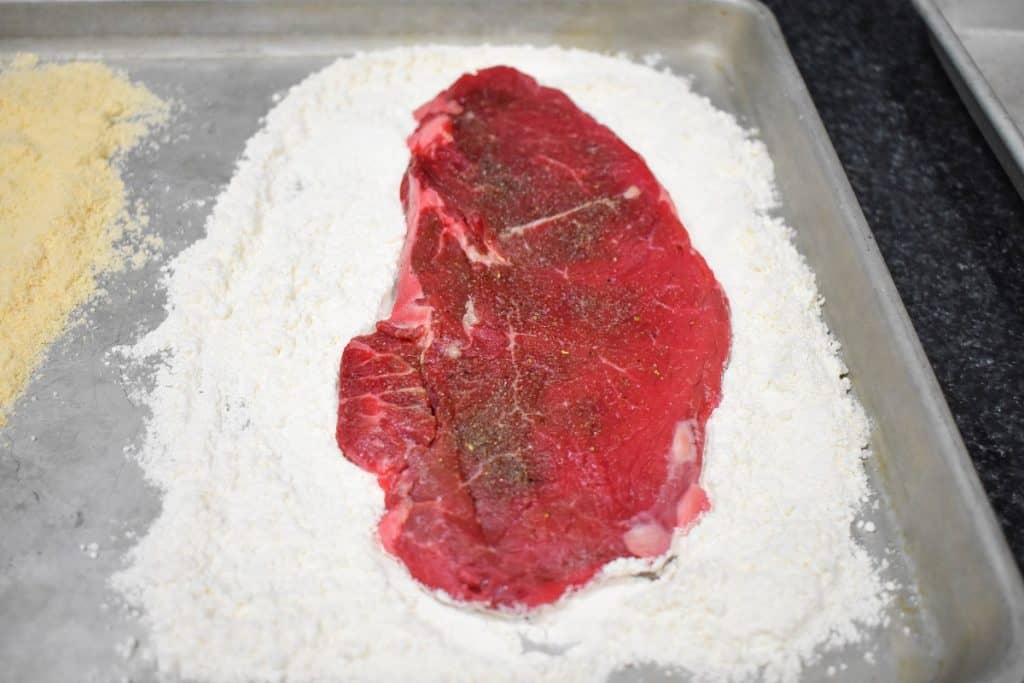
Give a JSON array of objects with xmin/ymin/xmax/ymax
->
[{"xmin": 115, "ymin": 46, "xmax": 886, "ymax": 682}]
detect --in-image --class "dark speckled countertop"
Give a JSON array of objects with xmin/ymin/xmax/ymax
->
[{"xmin": 761, "ymin": 0, "xmax": 1024, "ymax": 565}]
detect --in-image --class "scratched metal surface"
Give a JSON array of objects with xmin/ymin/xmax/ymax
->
[{"xmin": 0, "ymin": 2, "xmax": 1021, "ymax": 682}]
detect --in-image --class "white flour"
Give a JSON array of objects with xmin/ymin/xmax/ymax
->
[{"xmin": 115, "ymin": 46, "xmax": 886, "ymax": 682}]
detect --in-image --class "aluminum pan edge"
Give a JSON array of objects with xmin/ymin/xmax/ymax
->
[{"xmin": 756, "ymin": 1, "xmax": 1024, "ymax": 680}]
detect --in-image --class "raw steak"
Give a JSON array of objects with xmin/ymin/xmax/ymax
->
[{"xmin": 337, "ymin": 66, "xmax": 730, "ymax": 608}]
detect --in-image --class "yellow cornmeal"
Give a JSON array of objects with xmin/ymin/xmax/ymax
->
[{"xmin": 0, "ymin": 54, "xmax": 166, "ymax": 427}]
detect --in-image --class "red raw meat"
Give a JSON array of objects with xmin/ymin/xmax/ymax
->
[{"xmin": 337, "ymin": 66, "xmax": 730, "ymax": 608}]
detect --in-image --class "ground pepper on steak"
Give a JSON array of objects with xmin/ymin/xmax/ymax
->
[{"xmin": 337, "ymin": 66, "xmax": 731, "ymax": 608}]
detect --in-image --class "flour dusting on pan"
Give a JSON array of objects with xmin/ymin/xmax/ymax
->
[{"xmin": 115, "ymin": 46, "xmax": 886, "ymax": 683}]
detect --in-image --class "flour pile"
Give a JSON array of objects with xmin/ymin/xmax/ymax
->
[{"xmin": 115, "ymin": 46, "xmax": 886, "ymax": 682}]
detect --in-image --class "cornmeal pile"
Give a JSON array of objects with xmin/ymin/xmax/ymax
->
[{"xmin": 0, "ymin": 54, "xmax": 165, "ymax": 427}]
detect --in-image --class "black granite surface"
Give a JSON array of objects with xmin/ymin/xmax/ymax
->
[{"xmin": 759, "ymin": 0, "xmax": 1024, "ymax": 566}]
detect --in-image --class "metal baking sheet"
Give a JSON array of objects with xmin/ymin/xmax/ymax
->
[
  {"xmin": 1, "ymin": 1, "xmax": 1022, "ymax": 681},
  {"xmin": 913, "ymin": 0, "xmax": 1024, "ymax": 199}
]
